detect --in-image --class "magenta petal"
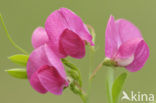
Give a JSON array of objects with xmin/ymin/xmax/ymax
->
[
  {"xmin": 30, "ymin": 70, "xmax": 47, "ymax": 94},
  {"xmin": 58, "ymin": 8, "xmax": 93, "ymax": 45},
  {"xmin": 27, "ymin": 44, "xmax": 67, "ymax": 80},
  {"xmin": 45, "ymin": 8, "xmax": 93, "ymax": 58},
  {"xmin": 27, "ymin": 44, "xmax": 68, "ymax": 94},
  {"xmin": 59, "ymin": 29, "xmax": 85, "ymax": 59},
  {"xmin": 37, "ymin": 65, "xmax": 68, "ymax": 95},
  {"xmin": 44, "ymin": 44, "xmax": 67, "ymax": 79},
  {"xmin": 27, "ymin": 45, "xmax": 49, "ymax": 79},
  {"xmin": 45, "ymin": 8, "xmax": 93, "ymax": 44},
  {"xmin": 116, "ymin": 38, "xmax": 142, "ymax": 59},
  {"xmin": 125, "ymin": 40, "xmax": 149, "ymax": 72},
  {"xmin": 32, "ymin": 27, "xmax": 49, "ymax": 48},
  {"xmin": 105, "ymin": 16, "xmax": 119, "ymax": 58},
  {"xmin": 115, "ymin": 19, "xmax": 143, "ymax": 43}
]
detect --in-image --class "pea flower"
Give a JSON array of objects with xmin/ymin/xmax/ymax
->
[
  {"xmin": 27, "ymin": 44, "xmax": 68, "ymax": 95},
  {"xmin": 105, "ymin": 16, "xmax": 149, "ymax": 72},
  {"xmin": 32, "ymin": 8, "xmax": 94, "ymax": 59}
]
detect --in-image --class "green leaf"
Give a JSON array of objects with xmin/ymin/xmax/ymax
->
[
  {"xmin": 8, "ymin": 54, "xmax": 29, "ymax": 66},
  {"xmin": 5, "ymin": 68, "xmax": 27, "ymax": 79},
  {"xmin": 106, "ymin": 67, "xmax": 114, "ymax": 103},
  {"xmin": 112, "ymin": 72, "xmax": 127, "ymax": 103}
]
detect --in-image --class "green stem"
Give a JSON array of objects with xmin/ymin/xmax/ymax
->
[
  {"xmin": 80, "ymin": 93, "xmax": 87, "ymax": 103},
  {"xmin": 87, "ymin": 79, "xmax": 92, "ymax": 103},
  {"xmin": 87, "ymin": 46, "xmax": 95, "ymax": 103},
  {"xmin": 89, "ymin": 58, "xmax": 117, "ymax": 80},
  {"xmin": 106, "ymin": 67, "xmax": 114, "ymax": 103},
  {"xmin": 89, "ymin": 59, "xmax": 105, "ymax": 80},
  {"xmin": 62, "ymin": 59, "xmax": 87, "ymax": 103},
  {"xmin": 0, "ymin": 13, "xmax": 28, "ymax": 54},
  {"xmin": 62, "ymin": 59, "xmax": 82, "ymax": 87},
  {"xmin": 86, "ymin": 24, "xmax": 96, "ymax": 48},
  {"xmin": 86, "ymin": 24, "xmax": 96, "ymax": 103}
]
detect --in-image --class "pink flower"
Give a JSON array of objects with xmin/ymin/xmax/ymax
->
[
  {"xmin": 105, "ymin": 16, "xmax": 149, "ymax": 72},
  {"xmin": 29, "ymin": 8, "xmax": 94, "ymax": 95},
  {"xmin": 32, "ymin": 8, "xmax": 94, "ymax": 59},
  {"xmin": 27, "ymin": 44, "xmax": 68, "ymax": 95}
]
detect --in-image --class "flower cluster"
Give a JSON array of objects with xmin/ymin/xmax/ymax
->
[
  {"xmin": 27, "ymin": 8, "xmax": 150, "ymax": 95},
  {"xmin": 27, "ymin": 8, "xmax": 94, "ymax": 95},
  {"xmin": 2, "ymin": 8, "xmax": 149, "ymax": 102}
]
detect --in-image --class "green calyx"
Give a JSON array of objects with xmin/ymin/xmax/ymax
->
[{"xmin": 103, "ymin": 58, "xmax": 118, "ymax": 67}]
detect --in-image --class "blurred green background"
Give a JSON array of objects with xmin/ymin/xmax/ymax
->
[{"xmin": 0, "ymin": 0, "xmax": 155, "ymax": 103}]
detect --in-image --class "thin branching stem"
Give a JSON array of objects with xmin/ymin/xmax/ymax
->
[
  {"xmin": 0, "ymin": 13, "xmax": 28, "ymax": 54},
  {"xmin": 89, "ymin": 59, "xmax": 105, "ymax": 80}
]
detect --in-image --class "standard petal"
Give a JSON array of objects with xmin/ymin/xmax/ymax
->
[
  {"xmin": 125, "ymin": 40, "xmax": 149, "ymax": 72},
  {"xmin": 37, "ymin": 65, "xmax": 68, "ymax": 95},
  {"xmin": 45, "ymin": 8, "xmax": 93, "ymax": 58},
  {"xmin": 105, "ymin": 16, "xmax": 119, "ymax": 58},
  {"xmin": 59, "ymin": 8, "xmax": 94, "ymax": 45},
  {"xmin": 45, "ymin": 9, "xmax": 66, "ymax": 57},
  {"xmin": 27, "ymin": 45, "xmax": 49, "ymax": 79},
  {"xmin": 30, "ymin": 70, "xmax": 47, "ymax": 94},
  {"xmin": 115, "ymin": 19, "xmax": 143, "ymax": 43},
  {"xmin": 44, "ymin": 44, "xmax": 67, "ymax": 79},
  {"xmin": 32, "ymin": 27, "xmax": 49, "ymax": 48},
  {"xmin": 59, "ymin": 29, "xmax": 85, "ymax": 59},
  {"xmin": 27, "ymin": 44, "xmax": 68, "ymax": 94},
  {"xmin": 27, "ymin": 44, "xmax": 67, "ymax": 80}
]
